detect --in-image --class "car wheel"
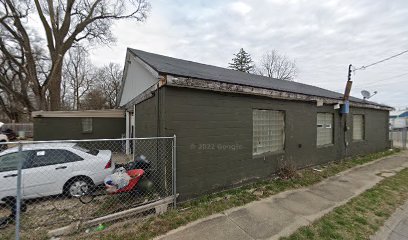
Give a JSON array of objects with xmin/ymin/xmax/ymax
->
[
  {"xmin": 0, "ymin": 141, "xmax": 7, "ymax": 151},
  {"xmin": 66, "ymin": 179, "xmax": 92, "ymax": 198}
]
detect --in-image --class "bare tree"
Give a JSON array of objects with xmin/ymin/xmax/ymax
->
[
  {"xmin": 63, "ymin": 46, "xmax": 95, "ymax": 110},
  {"xmin": 60, "ymin": 74, "xmax": 71, "ymax": 110},
  {"xmin": 81, "ymin": 88, "xmax": 107, "ymax": 110},
  {"xmin": 256, "ymin": 50, "xmax": 297, "ymax": 81},
  {"xmin": 0, "ymin": 0, "xmax": 150, "ymax": 110},
  {"xmin": 96, "ymin": 63, "xmax": 122, "ymax": 109},
  {"xmin": 0, "ymin": 50, "xmax": 35, "ymax": 121}
]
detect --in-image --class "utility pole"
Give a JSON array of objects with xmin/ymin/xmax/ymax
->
[
  {"xmin": 342, "ymin": 64, "xmax": 353, "ymax": 160},
  {"xmin": 343, "ymin": 64, "xmax": 353, "ymax": 101}
]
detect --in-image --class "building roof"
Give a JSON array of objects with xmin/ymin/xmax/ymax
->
[
  {"xmin": 129, "ymin": 48, "xmax": 390, "ymax": 109},
  {"xmin": 390, "ymin": 109, "xmax": 408, "ymax": 118},
  {"xmin": 32, "ymin": 110, "xmax": 125, "ymax": 118}
]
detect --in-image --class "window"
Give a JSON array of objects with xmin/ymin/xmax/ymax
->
[
  {"xmin": 0, "ymin": 152, "xmax": 28, "ymax": 172},
  {"xmin": 353, "ymin": 114, "xmax": 365, "ymax": 140},
  {"xmin": 28, "ymin": 149, "xmax": 82, "ymax": 168},
  {"xmin": 253, "ymin": 109, "xmax": 285, "ymax": 155},
  {"xmin": 82, "ymin": 118, "xmax": 93, "ymax": 133},
  {"xmin": 317, "ymin": 113, "xmax": 334, "ymax": 146}
]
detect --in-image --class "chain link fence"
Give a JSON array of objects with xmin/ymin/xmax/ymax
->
[
  {"xmin": 390, "ymin": 128, "xmax": 407, "ymax": 149},
  {"xmin": 2, "ymin": 123, "xmax": 33, "ymax": 139},
  {"xmin": 0, "ymin": 136, "xmax": 176, "ymax": 239}
]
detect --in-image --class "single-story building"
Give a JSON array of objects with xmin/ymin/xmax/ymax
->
[
  {"xmin": 119, "ymin": 48, "xmax": 392, "ymax": 199},
  {"xmin": 32, "ymin": 110, "xmax": 125, "ymax": 141}
]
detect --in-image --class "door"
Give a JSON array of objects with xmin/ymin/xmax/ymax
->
[
  {"xmin": 0, "ymin": 152, "xmax": 28, "ymax": 200},
  {"xmin": 23, "ymin": 149, "xmax": 78, "ymax": 198}
]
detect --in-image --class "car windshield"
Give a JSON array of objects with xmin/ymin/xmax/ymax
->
[
  {"xmin": 0, "ymin": 151, "xmax": 30, "ymax": 172},
  {"xmin": 72, "ymin": 144, "xmax": 99, "ymax": 156}
]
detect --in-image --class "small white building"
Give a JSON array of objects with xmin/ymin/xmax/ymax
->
[{"xmin": 390, "ymin": 109, "xmax": 408, "ymax": 129}]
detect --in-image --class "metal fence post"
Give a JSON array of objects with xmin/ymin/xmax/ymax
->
[
  {"xmin": 172, "ymin": 134, "xmax": 177, "ymax": 208},
  {"xmin": 403, "ymin": 127, "xmax": 408, "ymax": 150},
  {"xmin": 15, "ymin": 142, "xmax": 23, "ymax": 240},
  {"xmin": 0, "ymin": 136, "xmax": 177, "ymax": 236}
]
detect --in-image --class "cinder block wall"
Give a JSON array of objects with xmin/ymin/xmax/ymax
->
[
  {"xmin": 33, "ymin": 117, "xmax": 125, "ymax": 140},
  {"xmin": 135, "ymin": 86, "xmax": 390, "ymax": 199}
]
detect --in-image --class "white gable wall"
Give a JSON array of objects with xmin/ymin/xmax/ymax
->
[{"xmin": 119, "ymin": 51, "xmax": 159, "ymax": 106}]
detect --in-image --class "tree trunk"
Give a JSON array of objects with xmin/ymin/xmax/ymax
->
[
  {"xmin": 31, "ymin": 85, "xmax": 47, "ymax": 111},
  {"xmin": 49, "ymin": 61, "xmax": 63, "ymax": 110}
]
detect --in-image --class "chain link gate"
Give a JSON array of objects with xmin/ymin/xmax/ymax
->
[
  {"xmin": 0, "ymin": 136, "xmax": 176, "ymax": 239},
  {"xmin": 390, "ymin": 128, "xmax": 408, "ymax": 149}
]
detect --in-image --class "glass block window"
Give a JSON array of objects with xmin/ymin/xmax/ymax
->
[
  {"xmin": 253, "ymin": 110, "xmax": 285, "ymax": 155},
  {"xmin": 81, "ymin": 118, "xmax": 93, "ymax": 133},
  {"xmin": 317, "ymin": 113, "xmax": 333, "ymax": 146},
  {"xmin": 353, "ymin": 114, "xmax": 364, "ymax": 140}
]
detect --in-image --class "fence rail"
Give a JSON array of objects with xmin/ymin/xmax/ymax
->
[
  {"xmin": 0, "ymin": 136, "xmax": 176, "ymax": 239},
  {"xmin": 390, "ymin": 128, "xmax": 407, "ymax": 149}
]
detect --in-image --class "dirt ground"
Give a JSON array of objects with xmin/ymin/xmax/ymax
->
[
  {"xmin": 0, "ymin": 191, "xmax": 151, "ymax": 239},
  {"xmin": 0, "ymin": 153, "xmax": 140, "ymax": 239}
]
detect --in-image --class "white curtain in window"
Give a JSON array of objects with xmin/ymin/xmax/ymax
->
[
  {"xmin": 353, "ymin": 115, "xmax": 364, "ymax": 140},
  {"xmin": 82, "ymin": 118, "xmax": 93, "ymax": 133}
]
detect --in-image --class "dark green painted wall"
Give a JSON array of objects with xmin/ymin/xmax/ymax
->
[
  {"xmin": 33, "ymin": 117, "xmax": 125, "ymax": 141},
  {"xmin": 134, "ymin": 86, "xmax": 390, "ymax": 200},
  {"xmin": 133, "ymin": 91, "xmax": 173, "ymax": 196}
]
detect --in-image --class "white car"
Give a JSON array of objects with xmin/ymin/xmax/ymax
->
[
  {"xmin": 0, "ymin": 143, "xmax": 115, "ymax": 203},
  {"xmin": 0, "ymin": 134, "xmax": 7, "ymax": 151}
]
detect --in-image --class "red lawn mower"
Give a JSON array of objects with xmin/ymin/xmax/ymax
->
[{"xmin": 79, "ymin": 155, "xmax": 154, "ymax": 204}]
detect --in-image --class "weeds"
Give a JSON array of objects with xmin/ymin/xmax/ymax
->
[
  {"xmin": 277, "ymin": 158, "xmax": 299, "ymax": 180},
  {"xmin": 73, "ymin": 149, "xmax": 400, "ymax": 240},
  {"xmin": 282, "ymin": 165, "xmax": 408, "ymax": 240}
]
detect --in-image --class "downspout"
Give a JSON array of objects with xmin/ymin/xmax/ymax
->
[
  {"xmin": 157, "ymin": 81, "xmax": 160, "ymax": 138},
  {"xmin": 156, "ymin": 82, "xmax": 160, "ymax": 167}
]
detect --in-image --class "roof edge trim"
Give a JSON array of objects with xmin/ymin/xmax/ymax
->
[
  {"xmin": 166, "ymin": 75, "xmax": 393, "ymax": 111},
  {"xmin": 123, "ymin": 83, "xmax": 158, "ymax": 110},
  {"xmin": 32, "ymin": 110, "xmax": 125, "ymax": 118}
]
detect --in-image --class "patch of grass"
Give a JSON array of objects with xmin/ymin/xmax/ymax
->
[
  {"xmin": 281, "ymin": 164, "xmax": 408, "ymax": 240},
  {"xmin": 72, "ymin": 149, "xmax": 400, "ymax": 240}
]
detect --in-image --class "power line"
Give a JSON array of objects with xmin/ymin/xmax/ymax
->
[
  {"xmin": 353, "ymin": 49, "xmax": 408, "ymax": 71},
  {"xmin": 334, "ymin": 71, "xmax": 408, "ymax": 92},
  {"xmin": 355, "ymin": 72, "xmax": 408, "ymax": 88}
]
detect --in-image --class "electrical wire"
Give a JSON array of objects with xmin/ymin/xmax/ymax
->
[
  {"xmin": 335, "ymin": 71, "xmax": 408, "ymax": 93},
  {"xmin": 356, "ymin": 72, "xmax": 408, "ymax": 88},
  {"xmin": 353, "ymin": 49, "xmax": 408, "ymax": 71}
]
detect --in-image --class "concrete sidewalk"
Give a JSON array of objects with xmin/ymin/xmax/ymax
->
[
  {"xmin": 371, "ymin": 200, "xmax": 408, "ymax": 240},
  {"xmin": 156, "ymin": 151, "xmax": 408, "ymax": 240}
]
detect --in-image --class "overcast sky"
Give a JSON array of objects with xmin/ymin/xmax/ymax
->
[{"xmin": 90, "ymin": 0, "xmax": 408, "ymax": 109}]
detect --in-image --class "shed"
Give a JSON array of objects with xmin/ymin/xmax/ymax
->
[
  {"xmin": 32, "ymin": 110, "xmax": 125, "ymax": 141},
  {"xmin": 119, "ymin": 48, "xmax": 393, "ymax": 199}
]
